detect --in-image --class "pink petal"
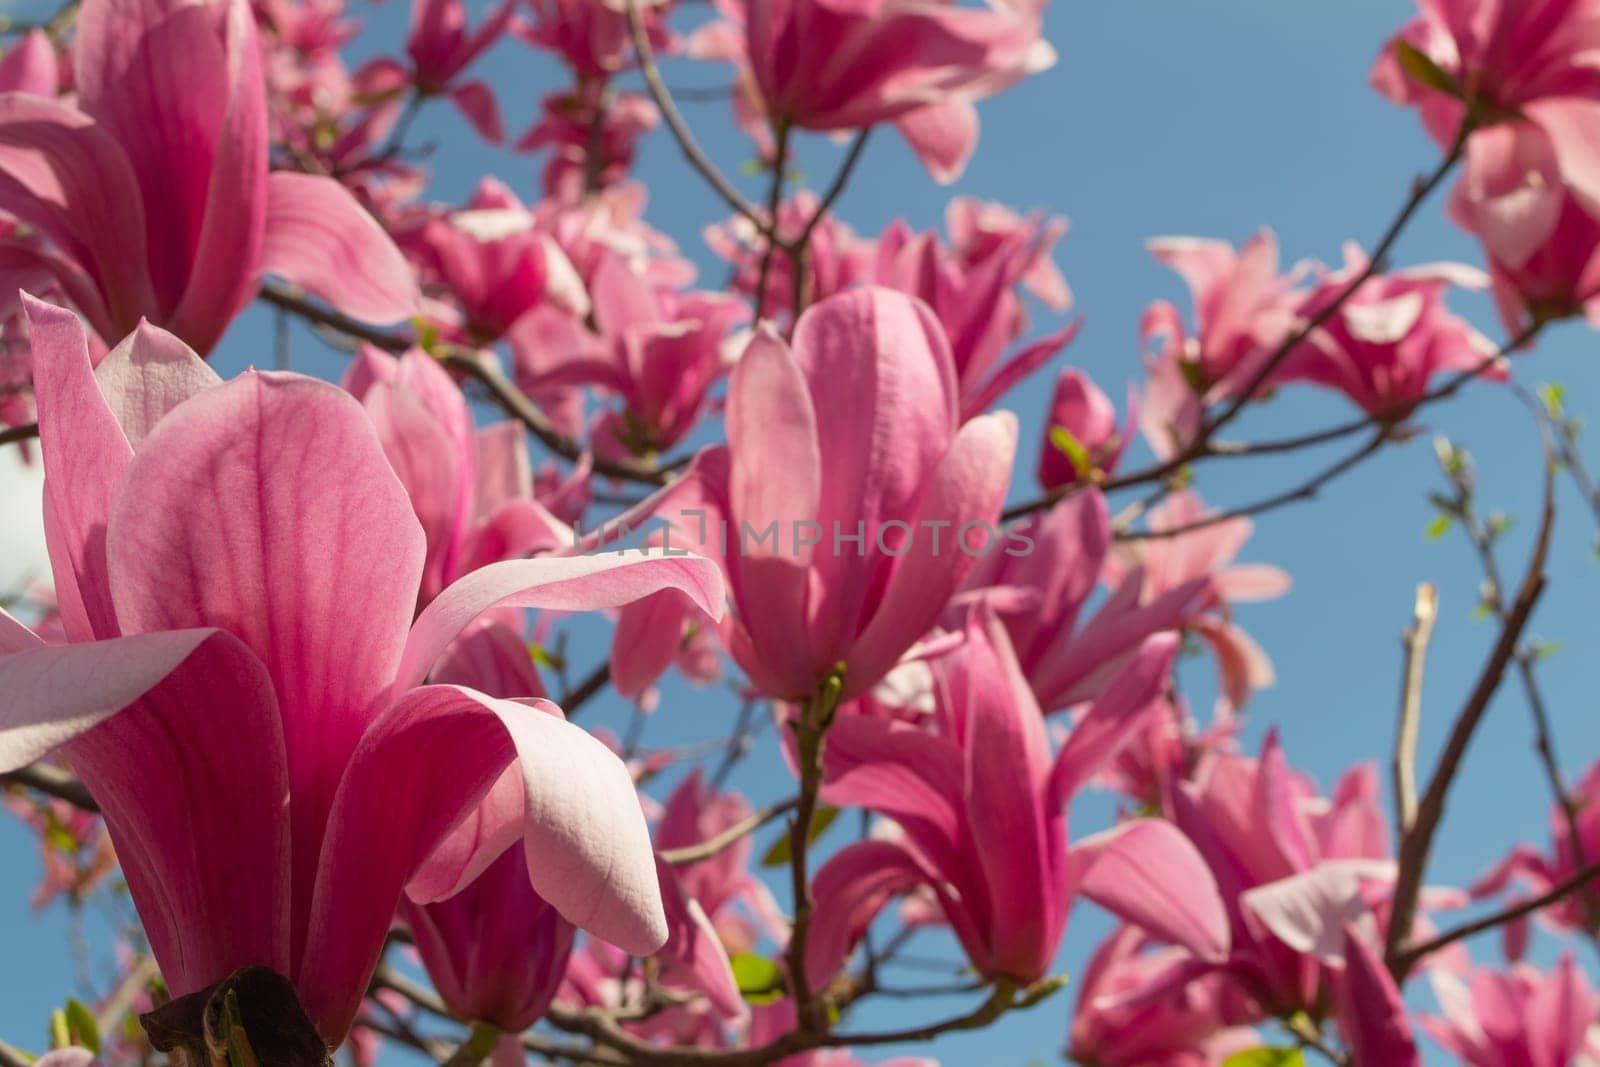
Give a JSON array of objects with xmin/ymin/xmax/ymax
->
[
  {"xmin": 261, "ymin": 171, "xmax": 420, "ymax": 325},
  {"xmin": 362, "ymin": 380, "xmax": 464, "ymax": 600},
  {"xmin": 93, "ymin": 319, "xmax": 220, "ymax": 447},
  {"xmin": 1071, "ymin": 818, "xmax": 1230, "ymax": 962},
  {"xmin": 611, "ymin": 591, "xmax": 693, "ymax": 701},
  {"xmin": 1238, "ymin": 859, "xmax": 1395, "ymax": 965},
  {"xmin": 822, "ymin": 715, "xmax": 965, "ymax": 869},
  {"xmin": 656, "ymin": 856, "xmax": 747, "ymax": 1021},
  {"xmin": 305, "ymin": 688, "xmax": 663, "ymax": 1040},
  {"xmin": 25, "ymin": 295, "xmax": 132, "ymax": 642},
  {"xmin": 846, "ymin": 410, "xmax": 1017, "ymax": 697},
  {"xmin": 103, "ymin": 371, "xmax": 426, "ymax": 967},
  {"xmin": 804, "ymin": 839, "xmax": 931, "ymax": 992},
  {"xmin": 893, "ymin": 100, "xmax": 979, "ymax": 184},
  {"xmin": 0, "ymin": 29, "xmax": 59, "ymax": 96},
  {"xmin": 1047, "ymin": 634, "xmax": 1179, "ymax": 808},
  {"xmin": 449, "ymin": 81, "xmax": 505, "ymax": 144},
  {"xmin": 399, "ymin": 552, "xmax": 727, "ymax": 694},
  {"xmin": 1335, "ymin": 925, "xmax": 1421, "ymax": 1067},
  {"xmin": 64, "ymin": 630, "xmax": 291, "ymax": 1000}
]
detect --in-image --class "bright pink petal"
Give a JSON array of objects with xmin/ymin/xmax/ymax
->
[
  {"xmin": 805, "ymin": 839, "xmax": 931, "ymax": 992},
  {"xmin": 261, "ymin": 171, "xmax": 420, "ymax": 325},
  {"xmin": 0, "ymin": 30, "xmax": 59, "ymax": 95},
  {"xmin": 25, "ymin": 296, "xmax": 131, "ymax": 642},
  {"xmin": 893, "ymin": 100, "xmax": 979, "ymax": 184},
  {"xmin": 1048, "ymin": 634, "xmax": 1179, "ymax": 808},
  {"xmin": 1335, "ymin": 926, "xmax": 1421, "ymax": 1067},
  {"xmin": 1072, "ymin": 818, "xmax": 1230, "ymax": 962},
  {"xmin": 449, "ymin": 81, "xmax": 505, "ymax": 143}
]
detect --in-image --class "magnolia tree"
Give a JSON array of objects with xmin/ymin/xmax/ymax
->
[{"xmin": 1, "ymin": 0, "xmax": 1599, "ymax": 1064}]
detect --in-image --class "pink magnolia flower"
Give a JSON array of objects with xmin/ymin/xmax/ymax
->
[
  {"xmin": 1335, "ymin": 924, "xmax": 1423, "ymax": 1067},
  {"xmin": 1372, "ymin": 0, "xmax": 1600, "ymax": 214},
  {"xmin": 704, "ymin": 190, "xmax": 875, "ymax": 322},
  {"xmin": 943, "ymin": 197, "xmax": 1071, "ymax": 312},
  {"xmin": 409, "ymin": 177, "xmax": 589, "ymax": 344},
  {"xmin": 1421, "ymin": 954, "xmax": 1600, "ymax": 1066},
  {"xmin": 723, "ymin": 0, "xmax": 1055, "ymax": 182},
  {"xmin": 958, "ymin": 489, "xmax": 1203, "ymax": 715},
  {"xmin": 1449, "ymin": 132, "xmax": 1600, "ymax": 330},
  {"xmin": 1036, "ymin": 368, "xmax": 1135, "ymax": 491},
  {"xmin": 1139, "ymin": 232, "xmax": 1304, "ymax": 455},
  {"xmin": 873, "ymin": 215, "xmax": 1080, "ymax": 419},
  {"xmin": 1471, "ymin": 758, "xmax": 1600, "ymax": 946},
  {"xmin": 611, "ymin": 287, "xmax": 1018, "ymax": 702},
  {"xmin": 516, "ymin": 0, "xmax": 672, "ymax": 81},
  {"xmin": 1281, "ymin": 246, "xmax": 1503, "ymax": 415},
  {"xmin": 0, "ymin": 298, "xmax": 725, "ymax": 1043},
  {"xmin": 404, "ymin": 0, "xmax": 516, "ymax": 143},
  {"xmin": 402, "ymin": 843, "xmax": 577, "ymax": 1033},
  {"xmin": 1169, "ymin": 733, "xmax": 1398, "ymax": 1020},
  {"xmin": 520, "ymin": 90, "xmax": 660, "ymax": 198},
  {"xmin": 1066, "ymin": 925, "xmax": 1259, "ymax": 1067},
  {"xmin": 1105, "ymin": 490, "xmax": 1290, "ymax": 712},
  {"xmin": 806, "ymin": 610, "xmax": 1225, "ymax": 988},
  {"xmin": 1100, "ymin": 694, "xmax": 1241, "ymax": 818},
  {"xmin": 0, "ymin": 0, "xmax": 418, "ymax": 355}
]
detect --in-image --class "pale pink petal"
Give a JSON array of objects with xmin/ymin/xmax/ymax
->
[
  {"xmin": 1239, "ymin": 859, "xmax": 1395, "ymax": 965},
  {"xmin": 611, "ymin": 592, "xmax": 693, "ymax": 701},
  {"xmin": 305, "ymin": 688, "xmax": 663, "ymax": 1039},
  {"xmin": 261, "ymin": 171, "xmax": 420, "ymax": 324},
  {"xmin": 656, "ymin": 856, "xmax": 747, "ymax": 1021},
  {"xmin": 399, "ymin": 552, "xmax": 727, "ymax": 694},
  {"xmin": 93, "ymin": 319, "xmax": 220, "ymax": 447}
]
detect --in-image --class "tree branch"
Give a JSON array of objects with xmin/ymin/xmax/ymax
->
[
  {"xmin": 1, "ymin": 764, "xmax": 98, "ymax": 812},
  {"xmin": 1393, "ymin": 581, "xmax": 1437, "ymax": 835},
  {"xmin": 659, "ymin": 797, "xmax": 798, "ymax": 865}
]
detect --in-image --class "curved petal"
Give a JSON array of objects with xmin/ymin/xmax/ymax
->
[
  {"xmin": 0, "ymin": 93, "xmax": 154, "ymax": 336},
  {"xmin": 25, "ymin": 295, "xmax": 131, "ymax": 642},
  {"xmin": 845, "ymin": 410, "xmax": 1017, "ymax": 697},
  {"xmin": 1048, "ymin": 634, "xmax": 1179, "ymax": 809},
  {"xmin": 656, "ymin": 856, "xmax": 747, "ymax": 1021},
  {"xmin": 804, "ymin": 839, "xmax": 931, "ymax": 992},
  {"xmin": 1071, "ymin": 818, "xmax": 1230, "ymax": 963},
  {"xmin": 104, "ymin": 370, "xmax": 425, "ymax": 964},
  {"xmin": 610, "ymin": 590, "xmax": 692, "ymax": 701},
  {"xmin": 65, "ymin": 629, "xmax": 290, "ymax": 999},
  {"xmin": 363, "ymin": 380, "xmax": 464, "ymax": 600},
  {"xmin": 1335, "ymin": 926, "xmax": 1421, "ymax": 1067},
  {"xmin": 894, "ymin": 99, "xmax": 979, "ymax": 184},
  {"xmin": 93, "ymin": 319, "xmax": 219, "ymax": 447},
  {"xmin": 399, "ymin": 552, "xmax": 726, "ymax": 693},
  {"xmin": 260, "ymin": 171, "xmax": 420, "ymax": 325},
  {"xmin": 305, "ymin": 688, "xmax": 663, "ymax": 1042}
]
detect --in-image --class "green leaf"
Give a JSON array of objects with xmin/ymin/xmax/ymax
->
[
  {"xmin": 1425, "ymin": 513, "xmax": 1454, "ymax": 541},
  {"xmin": 1394, "ymin": 38, "xmax": 1459, "ymax": 97},
  {"xmin": 63, "ymin": 998, "xmax": 99, "ymax": 1054},
  {"xmin": 729, "ymin": 953, "xmax": 786, "ymax": 1004},
  {"xmin": 762, "ymin": 805, "xmax": 839, "ymax": 867},
  {"xmin": 1049, "ymin": 425, "xmax": 1092, "ymax": 477},
  {"xmin": 1539, "ymin": 381, "xmax": 1566, "ymax": 420},
  {"xmin": 1222, "ymin": 1048, "xmax": 1306, "ymax": 1067}
]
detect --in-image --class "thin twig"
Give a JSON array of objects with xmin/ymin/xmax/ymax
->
[
  {"xmin": 754, "ymin": 123, "xmax": 792, "ymax": 324},
  {"xmin": 659, "ymin": 797, "xmax": 798, "ymax": 865},
  {"xmin": 561, "ymin": 662, "xmax": 614, "ymax": 718},
  {"xmin": 1399, "ymin": 856, "xmax": 1600, "ymax": 968},
  {"xmin": 621, "ymin": 0, "xmax": 765, "ymax": 231},
  {"xmin": 0, "ymin": 422, "xmax": 37, "ymax": 447},
  {"xmin": 1393, "ymin": 582, "xmax": 1437, "ymax": 835}
]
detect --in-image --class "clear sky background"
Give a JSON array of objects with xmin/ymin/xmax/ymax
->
[{"xmin": 4, "ymin": 0, "xmax": 1600, "ymax": 1063}]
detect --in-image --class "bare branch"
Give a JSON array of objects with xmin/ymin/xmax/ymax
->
[
  {"xmin": 659, "ymin": 797, "xmax": 798, "ymax": 865},
  {"xmin": 1393, "ymin": 582, "xmax": 1437, "ymax": 835},
  {"xmin": 1, "ymin": 764, "xmax": 98, "ymax": 812},
  {"xmin": 1400, "ymin": 857, "xmax": 1600, "ymax": 969}
]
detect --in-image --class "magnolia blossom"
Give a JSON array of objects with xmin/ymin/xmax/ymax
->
[
  {"xmin": 705, "ymin": 191, "xmax": 876, "ymax": 322},
  {"xmin": 873, "ymin": 214, "xmax": 1079, "ymax": 419},
  {"xmin": 609, "ymin": 287, "xmax": 1018, "ymax": 702},
  {"xmin": 1421, "ymin": 954, "xmax": 1600, "ymax": 1066},
  {"xmin": 520, "ymin": 89, "xmax": 660, "ymax": 197},
  {"xmin": 1139, "ymin": 232, "xmax": 1304, "ymax": 457},
  {"xmin": 0, "ymin": 298, "xmax": 725, "ymax": 1044},
  {"xmin": 721, "ymin": 0, "xmax": 1055, "ymax": 181},
  {"xmin": 1282, "ymin": 246, "xmax": 1503, "ymax": 416},
  {"xmin": 0, "ymin": 0, "xmax": 417, "ymax": 354},
  {"xmin": 807, "ymin": 609, "xmax": 1225, "ymax": 987},
  {"xmin": 1105, "ymin": 490, "xmax": 1289, "ymax": 712},
  {"xmin": 1036, "ymin": 368, "xmax": 1135, "ymax": 490}
]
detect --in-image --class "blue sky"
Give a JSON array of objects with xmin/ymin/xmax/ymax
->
[{"xmin": 5, "ymin": 0, "xmax": 1600, "ymax": 1063}]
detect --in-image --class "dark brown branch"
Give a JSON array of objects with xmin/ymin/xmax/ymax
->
[
  {"xmin": 1, "ymin": 763, "xmax": 98, "ymax": 812},
  {"xmin": 1385, "ymin": 459, "xmax": 1555, "ymax": 980},
  {"xmin": 1399, "ymin": 857, "xmax": 1600, "ymax": 968},
  {"xmin": 0, "ymin": 422, "xmax": 37, "ymax": 447}
]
